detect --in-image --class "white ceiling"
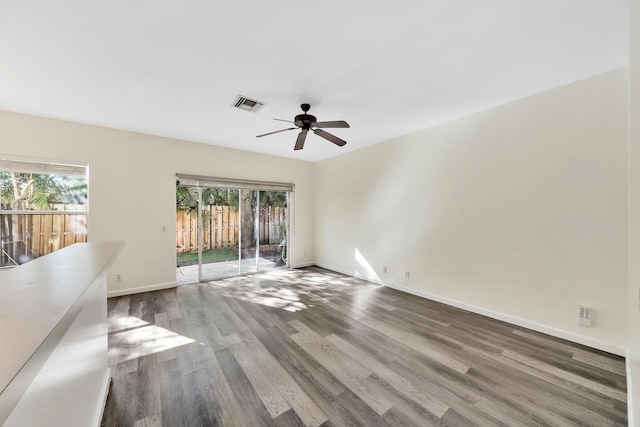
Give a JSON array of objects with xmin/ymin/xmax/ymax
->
[{"xmin": 0, "ymin": 1, "xmax": 630, "ymax": 162}]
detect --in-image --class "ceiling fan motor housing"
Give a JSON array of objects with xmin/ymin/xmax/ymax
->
[{"xmin": 294, "ymin": 114, "xmax": 317, "ymax": 129}]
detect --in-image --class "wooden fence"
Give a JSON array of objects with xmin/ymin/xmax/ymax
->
[
  {"xmin": 0, "ymin": 209, "xmax": 87, "ymax": 266},
  {"xmin": 258, "ymin": 206, "xmax": 287, "ymax": 246},
  {"xmin": 176, "ymin": 205, "xmax": 286, "ymax": 254}
]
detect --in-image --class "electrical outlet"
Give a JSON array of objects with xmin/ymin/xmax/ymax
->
[
  {"xmin": 116, "ymin": 274, "xmax": 122, "ymax": 281},
  {"xmin": 405, "ymin": 271, "xmax": 410, "ymax": 279},
  {"xmin": 579, "ymin": 305, "xmax": 592, "ymax": 327},
  {"xmin": 383, "ymin": 266, "xmax": 388, "ymax": 274}
]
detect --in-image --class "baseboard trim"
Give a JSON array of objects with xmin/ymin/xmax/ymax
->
[
  {"xmin": 107, "ymin": 282, "xmax": 176, "ymax": 298},
  {"xmin": 385, "ymin": 282, "xmax": 625, "ymax": 357},
  {"xmin": 94, "ymin": 369, "xmax": 111, "ymax": 427},
  {"xmin": 291, "ymin": 261, "xmax": 315, "ymax": 268},
  {"xmin": 314, "ymin": 262, "xmax": 383, "ymax": 285}
]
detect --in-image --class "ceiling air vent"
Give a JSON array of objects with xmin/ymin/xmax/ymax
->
[{"xmin": 232, "ymin": 95, "xmax": 265, "ymax": 113}]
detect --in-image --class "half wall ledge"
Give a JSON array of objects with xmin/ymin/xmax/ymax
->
[{"xmin": 0, "ymin": 241, "xmax": 124, "ymax": 427}]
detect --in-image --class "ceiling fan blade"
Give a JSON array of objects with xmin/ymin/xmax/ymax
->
[
  {"xmin": 294, "ymin": 129, "xmax": 308, "ymax": 150},
  {"xmin": 274, "ymin": 118, "xmax": 296, "ymax": 124},
  {"xmin": 313, "ymin": 129, "xmax": 347, "ymax": 147},
  {"xmin": 312, "ymin": 120, "xmax": 350, "ymax": 129},
  {"xmin": 256, "ymin": 128, "xmax": 295, "ymax": 138}
]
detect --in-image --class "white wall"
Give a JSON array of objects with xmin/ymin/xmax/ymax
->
[
  {"xmin": 628, "ymin": 0, "xmax": 640, "ymax": 423},
  {"xmin": 316, "ymin": 68, "xmax": 628, "ymax": 354},
  {"xmin": 0, "ymin": 111, "xmax": 315, "ymax": 295},
  {"xmin": 4, "ymin": 265, "xmax": 110, "ymax": 427}
]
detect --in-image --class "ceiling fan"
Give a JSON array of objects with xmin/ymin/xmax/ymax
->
[{"xmin": 256, "ymin": 103, "xmax": 350, "ymax": 150}]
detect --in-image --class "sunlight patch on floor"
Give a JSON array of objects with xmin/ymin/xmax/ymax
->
[
  {"xmin": 225, "ymin": 291, "xmax": 308, "ymax": 312},
  {"xmin": 108, "ymin": 316, "xmax": 195, "ymax": 363},
  {"xmin": 202, "ymin": 266, "xmax": 384, "ymax": 313}
]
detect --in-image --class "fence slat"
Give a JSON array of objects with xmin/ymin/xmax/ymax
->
[
  {"xmin": 230, "ymin": 207, "xmax": 237, "ymax": 249},
  {"xmin": 203, "ymin": 206, "xmax": 210, "ymax": 251},
  {"xmin": 221, "ymin": 207, "xmax": 225, "ymax": 248},
  {"xmin": 75, "ymin": 215, "xmax": 87, "ymax": 244}
]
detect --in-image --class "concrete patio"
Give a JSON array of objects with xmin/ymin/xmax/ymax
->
[{"xmin": 176, "ymin": 257, "xmax": 283, "ymax": 285}]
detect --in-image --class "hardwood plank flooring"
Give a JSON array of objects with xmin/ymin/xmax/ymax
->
[{"xmin": 102, "ymin": 267, "xmax": 628, "ymax": 426}]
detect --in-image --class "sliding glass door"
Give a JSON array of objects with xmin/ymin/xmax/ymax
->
[
  {"xmin": 176, "ymin": 176, "xmax": 290, "ymax": 284},
  {"xmin": 257, "ymin": 191, "xmax": 288, "ymax": 270},
  {"xmin": 201, "ymin": 188, "xmax": 240, "ymax": 281},
  {"xmin": 238, "ymin": 189, "xmax": 289, "ymax": 275},
  {"xmin": 239, "ymin": 189, "xmax": 258, "ymax": 275}
]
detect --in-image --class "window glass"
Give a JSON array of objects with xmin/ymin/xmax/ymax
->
[{"xmin": 0, "ymin": 163, "xmax": 88, "ymax": 268}]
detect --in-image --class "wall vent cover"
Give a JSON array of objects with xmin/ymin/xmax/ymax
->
[{"xmin": 232, "ymin": 95, "xmax": 265, "ymax": 113}]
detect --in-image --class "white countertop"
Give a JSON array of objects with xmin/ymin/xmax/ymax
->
[{"xmin": 0, "ymin": 241, "xmax": 124, "ymax": 394}]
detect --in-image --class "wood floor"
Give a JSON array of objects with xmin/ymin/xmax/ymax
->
[{"xmin": 102, "ymin": 267, "xmax": 628, "ymax": 426}]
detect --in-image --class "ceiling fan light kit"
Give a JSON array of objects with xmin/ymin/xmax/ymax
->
[{"xmin": 257, "ymin": 103, "xmax": 350, "ymax": 151}]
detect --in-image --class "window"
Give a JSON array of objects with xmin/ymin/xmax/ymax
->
[{"xmin": 0, "ymin": 159, "xmax": 88, "ymax": 268}]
